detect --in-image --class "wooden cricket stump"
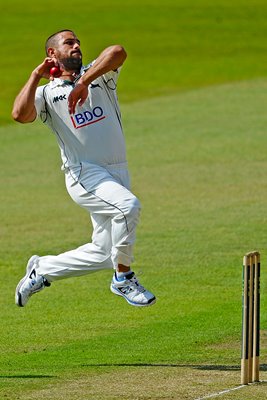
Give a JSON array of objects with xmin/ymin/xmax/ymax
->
[{"xmin": 241, "ymin": 251, "xmax": 260, "ymax": 385}]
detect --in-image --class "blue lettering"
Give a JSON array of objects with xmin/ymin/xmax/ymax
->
[
  {"xmin": 93, "ymin": 107, "xmax": 103, "ymax": 118},
  {"xmin": 75, "ymin": 114, "xmax": 86, "ymax": 124},
  {"xmin": 84, "ymin": 111, "xmax": 93, "ymax": 122},
  {"xmin": 73, "ymin": 107, "xmax": 105, "ymax": 127}
]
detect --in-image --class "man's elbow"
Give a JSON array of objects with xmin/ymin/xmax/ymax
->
[
  {"xmin": 116, "ymin": 45, "xmax": 127, "ymax": 59},
  {"xmin": 11, "ymin": 108, "xmax": 35, "ymax": 123},
  {"xmin": 112, "ymin": 45, "xmax": 127, "ymax": 66},
  {"xmin": 11, "ymin": 108, "xmax": 22, "ymax": 122}
]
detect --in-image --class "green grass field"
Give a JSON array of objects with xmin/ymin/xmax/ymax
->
[{"xmin": 1, "ymin": 1, "xmax": 267, "ymax": 399}]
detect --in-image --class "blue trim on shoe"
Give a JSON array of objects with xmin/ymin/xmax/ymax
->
[{"xmin": 111, "ymin": 284, "xmax": 156, "ymax": 307}]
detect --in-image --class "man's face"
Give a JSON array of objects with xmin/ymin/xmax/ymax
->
[{"xmin": 51, "ymin": 31, "xmax": 83, "ymax": 72}]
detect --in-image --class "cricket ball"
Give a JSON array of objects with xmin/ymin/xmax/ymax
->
[{"xmin": 50, "ymin": 66, "xmax": 61, "ymax": 78}]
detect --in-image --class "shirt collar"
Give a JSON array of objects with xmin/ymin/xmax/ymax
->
[{"xmin": 49, "ymin": 64, "xmax": 90, "ymax": 89}]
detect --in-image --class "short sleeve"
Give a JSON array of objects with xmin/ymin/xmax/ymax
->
[
  {"xmin": 85, "ymin": 61, "xmax": 122, "ymax": 90},
  {"xmin": 102, "ymin": 66, "xmax": 121, "ymax": 87},
  {"xmin": 34, "ymin": 86, "xmax": 46, "ymax": 119}
]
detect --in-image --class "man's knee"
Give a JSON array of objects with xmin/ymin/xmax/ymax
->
[{"xmin": 124, "ymin": 196, "xmax": 141, "ymax": 220}]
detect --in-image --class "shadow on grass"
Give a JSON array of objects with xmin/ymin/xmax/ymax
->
[
  {"xmin": 0, "ymin": 375, "xmax": 56, "ymax": 379},
  {"xmin": 81, "ymin": 363, "xmax": 267, "ymax": 372}
]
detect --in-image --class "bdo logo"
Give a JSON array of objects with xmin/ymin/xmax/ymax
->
[{"xmin": 71, "ymin": 107, "xmax": 106, "ymax": 129}]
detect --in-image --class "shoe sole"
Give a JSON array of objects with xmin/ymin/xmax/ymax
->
[
  {"xmin": 110, "ymin": 284, "xmax": 156, "ymax": 307},
  {"xmin": 15, "ymin": 255, "xmax": 39, "ymax": 307}
]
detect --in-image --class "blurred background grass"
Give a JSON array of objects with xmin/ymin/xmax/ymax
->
[{"xmin": 2, "ymin": 0, "xmax": 267, "ymax": 123}]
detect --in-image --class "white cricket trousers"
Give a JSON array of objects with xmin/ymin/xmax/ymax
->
[{"xmin": 36, "ymin": 162, "xmax": 141, "ymax": 282}]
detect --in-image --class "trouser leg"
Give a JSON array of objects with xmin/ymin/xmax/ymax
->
[
  {"xmin": 36, "ymin": 166, "xmax": 140, "ymax": 282},
  {"xmin": 70, "ymin": 177, "xmax": 140, "ymax": 268}
]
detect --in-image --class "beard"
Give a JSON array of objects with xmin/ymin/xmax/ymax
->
[{"xmin": 59, "ymin": 57, "xmax": 82, "ymax": 73}]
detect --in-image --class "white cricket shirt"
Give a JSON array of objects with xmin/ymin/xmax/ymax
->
[{"xmin": 35, "ymin": 64, "xmax": 127, "ymax": 170}]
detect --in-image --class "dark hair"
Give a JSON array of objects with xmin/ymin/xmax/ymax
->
[{"xmin": 45, "ymin": 29, "xmax": 75, "ymax": 55}]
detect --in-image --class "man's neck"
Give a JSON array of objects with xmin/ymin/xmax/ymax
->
[{"xmin": 60, "ymin": 70, "xmax": 80, "ymax": 82}]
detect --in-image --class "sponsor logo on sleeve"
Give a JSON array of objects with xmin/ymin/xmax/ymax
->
[
  {"xmin": 71, "ymin": 106, "xmax": 106, "ymax": 129},
  {"xmin": 89, "ymin": 83, "xmax": 102, "ymax": 89}
]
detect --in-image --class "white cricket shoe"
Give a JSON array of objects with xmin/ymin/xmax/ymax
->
[
  {"xmin": 15, "ymin": 255, "xmax": 50, "ymax": 307},
  {"xmin": 110, "ymin": 271, "xmax": 156, "ymax": 307}
]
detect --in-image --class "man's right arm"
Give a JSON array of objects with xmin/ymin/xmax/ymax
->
[
  {"xmin": 12, "ymin": 58, "xmax": 57, "ymax": 123},
  {"xmin": 12, "ymin": 72, "xmax": 41, "ymax": 123}
]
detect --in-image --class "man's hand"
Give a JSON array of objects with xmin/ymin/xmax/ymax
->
[
  {"xmin": 68, "ymin": 83, "xmax": 88, "ymax": 115},
  {"xmin": 33, "ymin": 57, "xmax": 59, "ymax": 80}
]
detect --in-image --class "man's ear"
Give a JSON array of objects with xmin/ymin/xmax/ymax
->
[{"xmin": 47, "ymin": 47, "xmax": 55, "ymax": 57}]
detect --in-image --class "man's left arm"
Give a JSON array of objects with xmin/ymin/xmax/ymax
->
[{"xmin": 68, "ymin": 45, "xmax": 127, "ymax": 115}]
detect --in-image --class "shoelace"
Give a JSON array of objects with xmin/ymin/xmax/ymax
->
[{"xmin": 126, "ymin": 275, "xmax": 146, "ymax": 293}]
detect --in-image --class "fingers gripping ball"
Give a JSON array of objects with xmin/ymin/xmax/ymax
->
[{"xmin": 50, "ymin": 66, "xmax": 61, "ymax": 78}]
